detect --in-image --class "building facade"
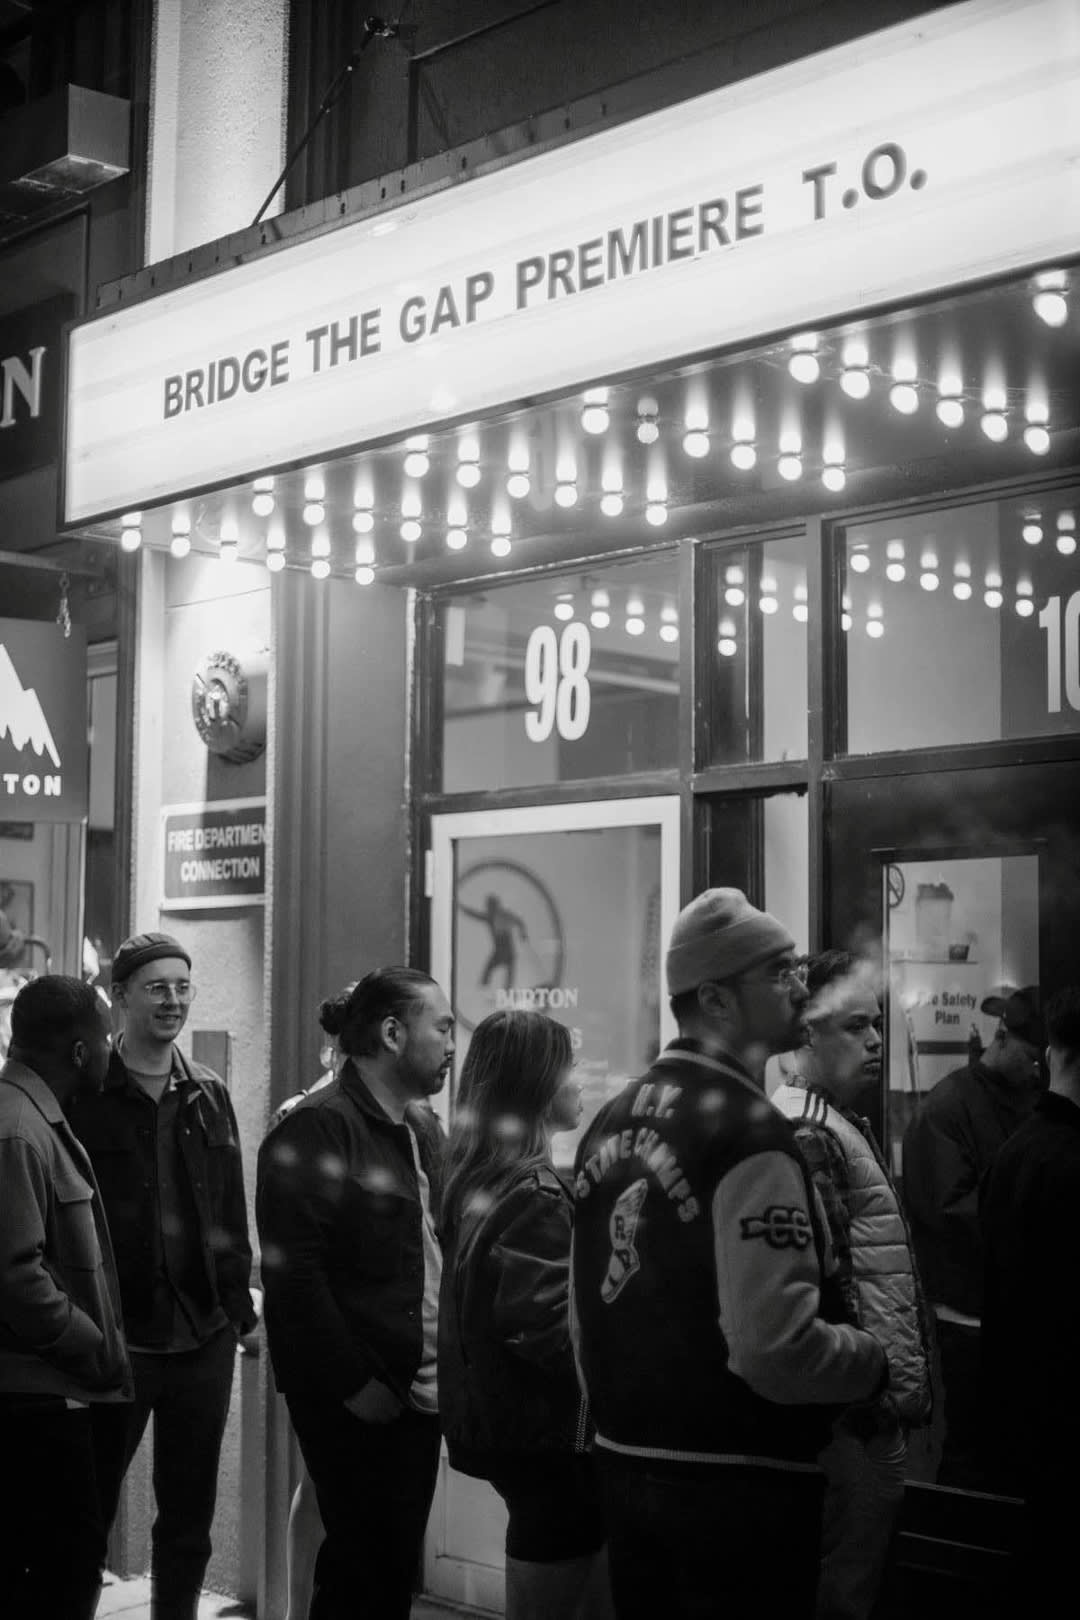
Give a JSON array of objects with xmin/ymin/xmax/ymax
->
[{"xmin": 29, "ymin": 0, "xmax": 1080, "ymax": 1612}]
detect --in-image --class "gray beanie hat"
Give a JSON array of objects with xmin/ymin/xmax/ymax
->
[{"xmin": 666, "ymin": 888, "xmax": 795, "ymax": 996}]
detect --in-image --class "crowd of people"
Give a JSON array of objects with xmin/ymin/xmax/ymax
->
[{"xmin": 0, "ymin": 896, "xmax": 1075, "ymax": 1620}]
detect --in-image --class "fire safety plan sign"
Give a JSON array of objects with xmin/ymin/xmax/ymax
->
[
  {"xmin": 0, "ymin": 618, "xmax": 88, "ymax": 822},
  {"xmin": 161, "ymin": 797, "xmax": 266, "ymax": 910}
]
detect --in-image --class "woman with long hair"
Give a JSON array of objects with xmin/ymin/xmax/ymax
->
[{"xmin": 438, "ymin": 1009, "xmax": 611, "ymax": 1620}]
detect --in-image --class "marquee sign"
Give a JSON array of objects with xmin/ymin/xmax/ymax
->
[
  {"xmin": 62, "ymin": 0, "xmax": 1080, "ymax": 524},
  {"xmin": 1, "ymin": 295, "xmax": 75, "ymax": 484}
]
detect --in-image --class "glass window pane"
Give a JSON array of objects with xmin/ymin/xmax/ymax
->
[
  {"xmin": 449, "ymin": 823, "xmax": 664, "ymax": 1169},
  {"xmin": 441, "ymin": 552, "xmax": 679, "ymax": 792},
  {"xmin": 707, "ymin": 791, "xmax": 809, "ymax": 947},
  {"xmin": 843, "ymin": 486, "xmax": 1080, "ymax": 753},
  {"xmin": 707, "ymin": 536, "xmax": 808, "ymax": 764}
]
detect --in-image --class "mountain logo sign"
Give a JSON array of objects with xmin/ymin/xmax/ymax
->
[{"xmin": 0, "ymin": 619, "xmax": 87, "ymax": 821}]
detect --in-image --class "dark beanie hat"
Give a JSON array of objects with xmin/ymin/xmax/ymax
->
[
  {"xmin": 112, "ymin": 931, "xmax": 191, "ymax": 985},
  {"xmin": 666, "ymin": 888, "xmax": 795, "ymax": 996}
]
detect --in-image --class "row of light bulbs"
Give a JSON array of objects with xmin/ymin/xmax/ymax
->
[{"xmin": 556, "ymin": 588, "xmax": 681, "ymax": 643}]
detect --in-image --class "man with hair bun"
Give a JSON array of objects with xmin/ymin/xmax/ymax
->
[
  {"xmin": 257, "ymin": 966, "xmax": 455, "ymax": 1620},
  {"xmin": 0, "ymin": 975, "xmax": 130, "ymax": 1619}
]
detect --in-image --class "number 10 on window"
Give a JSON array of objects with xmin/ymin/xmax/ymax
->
[
  {"xmin": 1039, "ymin": 594, "xmax": 1080, "ymax": 715},
  {"xmin": 524, "ymin": 623, "xmax": 592, "ymax": 742}
]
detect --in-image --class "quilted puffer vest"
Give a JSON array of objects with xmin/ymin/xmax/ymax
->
[{"xmin": 773, "ymin": 1084, "xmax": 932, "ymax": 1427}]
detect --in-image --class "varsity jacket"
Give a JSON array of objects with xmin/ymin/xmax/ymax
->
[
  {"xmin": 571, "ymin": 1039, "xmax": 886, "ymax": 1470},
  {"xmin": 773, "ymin": 1081, "xmax": 932, "ymax": 1428}
]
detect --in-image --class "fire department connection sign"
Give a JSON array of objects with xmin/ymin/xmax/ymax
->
[
  {"xmin": 0, "ymin": 619, "xmax": 88, "ymax": 822},
  {"xmin": 161, "ymin": 798, "xmax": 266, "ymax": 911},
  {"xmin": 63, "ymin": 0, "xmax": 1080, "ymax": 523}
]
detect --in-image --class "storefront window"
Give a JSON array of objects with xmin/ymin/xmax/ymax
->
[
  {"xmin": 440, "ymin": 551, "xmax": 679, "ymax": 792},
  {"xmin": 843, "ymin": 487, "xmax": 1080, "ymax": 754},
  {"xmin": 707, "ymin": 535, "xmax": 808, "ymax": 764},
  {"xmin": 707, "ymin": 791, "xmax": 809, "ymax": 947}
]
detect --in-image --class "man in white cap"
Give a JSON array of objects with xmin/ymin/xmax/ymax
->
[{"xmin": 571, "ymin": 889, "xmax": 888, "ymax": 1619}]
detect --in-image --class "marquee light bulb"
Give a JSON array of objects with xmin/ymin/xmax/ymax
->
[
  {"xmin": 724, "ymin": 586, "xmax": 745, "ymax": 607},
  {"xmin": 311, "ymin": 558, "xmax": 331, "ymax": 580},
  {"xmin": 403, "ymin": 451, "xmax": 429, "ymax": 478},
  {"xmin": 636, "ymin": 396, "xmax": 660, "ymax": 444},
  {"xmin": 582, "ymin": 387, "xmax": 610, "ymax": 435},
  {"xmin": 718, "ymin": 636, "xmax": 738, "ymax": 656},
  {"xmin": 980, "ymin": 411, "xmax": 1008, "ymax": 443},
  {"xmin": 303, "ymin": 502, "xmax": 325, "ymax": 526},
  {"xmin": 1015, "ymin": 597, "xmax": 1035, "ymax": 617},
  {"xmin": 592, "ymin": 589, "xmax": 611, "ymax": 609},
  {"xmin": 953, "ymin": 580, "xmax": 973, "ymax": 601},
  {"xmin": 352, "ymin": 510, "xmax": 374, "ymax": 534},
  {"xmin": 508, "ymin": 472, "xmax": 531, "ymax": 499},
  {"xmin": 759, "ymin": 594, "xmax": 778, "ymax": 615},
  {"xmin": 731, "ymin": 440, "xmax": 757, "ymax": 471},
  {"xmin": 822, "ymin": 463, "xmax": 846, "ymax": 493},
  {"xmin": 920, "ymin": 571, "xmax": 939, "ymax": 592},
  {"xmin": 788, "ymin": 350, "xmax": 820, "ymax": 385},
  {"xmin": 355, "ymin": 565, "xmax": 375, "ymax": 585},
  {"xmin": 266, "ymin": 551, "xmax": 286, "ymax": 573},
  {"xmin": 1033, "ymin": 288, "xmax": 1068, "ymax": 327},
  {"xmin": 252, "ymin": 492, "xmax": 275, "ymax": 517},
  {"xmin": 645, "ymin": 502, "xmax": 668, "ymax": 527},
  {"xmin": 120, "ymin": 527, "xmax": 142, "ymax": 553},
  {"xmin": 866, "ymin": 619, "xmax": 885, "ymax": 639},
  {"xmin": 659, "ymin": 623, "xmax": 679, "ymax": 644},
  {"xmin": 792, "ymin": 603, "xmax": 809, "ymax": 623},
  {"xmin": 1022, "ymin": 521, "xmax": 1043, "ymax": 545},
  {"xmin": 446, "ymin": 528, "xmax": 468, "ymax": 550},
  {"xmin": 850, "ymin": 550, "xmax": 870, "ymax": 573},
  {"xmin": 683, "ymin": 428, "xmax": 709, "ymax": 458},
  {"xmin": 889, "ymin": 381, "xmax": 919, "ymax": 415},
  {"xmin": 554, "ymin": 481, "xmax": 578, "ymax": 508},
  {"xmin": 121, "ymin": 510, "xmax": 141, "ymax": 528},
  {"xmin": 984, "ymin": 588, "xmax": 1004, "ymax": 608},
  {"xmin": 841, "ymin": 611, "xmax": 852, "ymax": 631},
  {"xmin": 600, "ymin": 493, "xmax": 624, "ymax": 517},
  {"xmin": 304, "ymin": 475, "xmax": 325, "ymax": 503},
  {"xmin": 554, "ymin": 599, "xmax": 574, "ymax": 621},
  {"xmin": 625, "ymin": 617, "xmax": 645, "ymax": 636},
  {"xmin": 169, "ymin": 533, "xmax": 191, "ymax": 559},
  {"xmin": 936, "ymin": 395, "xmax": 964, "ymax": 429},
  {"xmin": 491, "ymin": 536, "xmax": 512, "ymax": 559},
  {"xmin": 457, "ymin": 461, "xmax": 481, "ymax": 489},
  {"xmin": 1058, "ymin": 533, "xmax": 1078, "ymax": 556},
  {"xmin": 777, "ymin": 453, "xmax": 802, "ymax": 482},
  {"xmin": 400, "ymin": 520, "xmax": 422, "ymax": 543},
  {"xmin": 589, "ymin": 609, "xmax": 610, "ymax": 628},
  {"xmin": 886, "ymin": 562, "xmax": 906, "ymax": 583},
  {"xmin": 1024, "ymin": 423, "xmax": 1051, "ymax": 455},
  {"xmin": 840, "ymin": 367, "xmax": 871, "ymax": 400},
  {"xmin": 311, "ymin": 533, "xmax": 331, "ymax": 559}
]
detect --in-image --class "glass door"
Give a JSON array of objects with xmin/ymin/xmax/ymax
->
[{"xmin": 423, "ymin": 795, "xmax": 680, "ymax": 1610}]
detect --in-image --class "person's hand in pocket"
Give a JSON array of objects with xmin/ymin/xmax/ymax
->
[{"xmin": 344, "ymin": 1380, "xmax": 402, "ymax": 1424}]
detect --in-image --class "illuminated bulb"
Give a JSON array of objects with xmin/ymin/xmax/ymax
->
[
  {"xmin": 170, "ymin": 532, "xmax": 191, "ymax": 559},
  {"xmin": 1058, "ymin": 533, "xmax": 1078, "ymax": 556},
  {"xmin": 725, "ymin": 565, "xmax": 745, "ymax": 584},
  {"xmin": 266, "ymin": 529, "xmax": 285, "ymax": 554},
  {"xmin": 582, "ymin": 387, "xmax": 610, "ymax": 435},
  {"xmin": 955, "ymin": 560, "xmax": 972, "ymax": 578},
  {"xmin": 660, "ymin": 602, "xmax": 677, "ymax": 622},
  {"xmin": 789, "ymin": 350, "xmax": 820, "ymax": 385},
  {"xmin": 303, "ymin": 503, "xmax": 325, "ymax": 526},
  {"xmin": 822, "ymin": 463, "xmax": 846, "ymax": 492},
  {"xmin": 355, "ymin": 565, "xmax": 375, "ymax": 585},
  {"xmin": 793, "ymin": 602, "xmax": 809, "ymax": 623},
  {"xmin": 936, "ymin": 395, "xmax": 964, "ymax": 428},
  {"xmin": 625, "ymin": 617, "xmax": 645, "ymax": 636},
  {"xmin": 120, "ymin": 526, "xmax": 142, "ymax": 553},
  {"xmin": 311, "ymin": 533, "xmax": 331, "ymax": 559},
  {"xmin": 252, "ymin": 492, "xmax": 275, "ymax": 517},
  {"xmin": 311, "ymin": 558, "xmax": 331, "ymax": 580},
  {"xmin": 457, "ymin": 460, "xmax": 481, "ymax": 489},
  {"xmin": 627, "ymin": 595, "xmax": 645, "ymax": 617},
  {"xmin": 400, "ymin": 520, "xmax": 422, "ymax": 543},
  {"xmin": 866, "ymin": 619, "xmax": 885, "ymax": 639},
  {"xmin": 403, "ymin": 449, "xmax": 430, "ymax": 478},
  {"xmin": 1032, "ymin": 286, "xmax": 1068, "ymax": 327},
  {"xmin": 645, "ymin": 502, "xmax": 668, "ymax": 527},
  {"xmin": 601, "ymin": 492, "xmax": 624, "ymax": 518},
  {"xmin": 777, "ymin": 453, "xmax": 802, "ymax": 482},
  {"xmin": 1059, "ymin": 511, "xmax": 1077, "ymax": 531},
  {"xmin": 683, "ymin": 428, "xmax": 709, "ymax": 458},
  {"xmin": 491, "ymin": 536, "xmax": 512, "ymax": 559},
  {"xmin": 252, "ymin": 476, "xmax": 274, "ymax": 491},
  {"xmin": 555, "ymin": 481, "xmax": 578, "ymax": 508},
  {"xmin": 592, "ymin": 590, "xmax": 611, "ymax": 609},
  {"xmin": 866, "ymin": 601, "xmax": 882, "ymax": 619},
  {"xmin": 759, "ymin": 594, "xmax": 778, "ymax": 615},
  {"xmin": 353, "ymin": 510, "xmax": 374, "ymax": 534},
  {"xmin": 354, "ymin": 536, "xmax": 375, "ymax": 567},
  {"xmin": 920, "ymin": 572, "xmax": 939, "ymax": 591},
  {"xmin": 446, "ymin": 528, "xmax": 467, "ymax": 550},
  {"xmin": 981, "ymin": 411, "xmax": 1008, "ymax": 442},
  {"xmin": 886, "ymin": 562, "xmax": 906, "ymax": 583},
  {"xmin": 886, "ymin": 540, "xmax": 905, "ymax": 560},
  {"xmin": 724, "ymin": 586, "xmax": 745, "ymax": 607},
  {"xmin": 171, "ymin": 512, "xmax": 190, "ymax": 536},
  {"xmin": 554, "ymin": 598, "xmax": 574, "ymax": 621},
  {"xmin": 1024, "ymin": 424, "xmax": 1051, "ymax": 455},
  {"xmin": 1022, "ymin": 522, "xmax": 1042, "ymax": 545},
  {"xmin": 889, "ymin": 382, "xmax": 919, "ymax": 414},
  {"xmin": 984, "ymin": 589, "xmax": 1004, "ymax": 608},
  {"xmin": 840, "ymin": 367, "xmax": 871, "ymax": 400},
  {"xmin": 636, "ymin": 396, "xmax": 660, "ymax": 444},
  {"xmin": 121, "ymin": 510, "xmax": 141, "ymax": 528},
  {"xmin": 953, "ymin": 580, "xmax": 972, "ymax": 600},
  {"xmin": 1015, "ymin": 597, "xmax": 1035, "ymax": 617},
  {"xmin": 266, "ymin": 551, "xmax": 286, "ymax": 573},
  {"xmin": 659, "ymin": 623, "xmax": 679, "ymax": 644},
  {"xmin": 731, "ymin": 440, "xmax": 757, "ymax": 471},
  {"xmin": 508, "ymin": 472, "xmax": 531, "ymax": 499},
  {"xmin": 718, "ymin": 637, "xmax": 738, "ymax": 656},
  {"xmin": 590, "ymin": 609, "xmax": 611, "ymax": 629},
  {"xmin": 304, "ymin": 475, "xmax": 325, "ymax": 502},
  {"xmin": 841, "ymin": 612, "xmax": 852, "ymax": 631},
  {"xmin": 850, "ymin": 550, "xmax": 870, "ymax": 574}
]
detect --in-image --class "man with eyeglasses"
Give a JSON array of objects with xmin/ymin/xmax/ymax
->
[
  {"xmin": 71, "ymin": 932, "xmax": 255, "ymax": 1620},
  {"xmin": 571, "ymin": 889, "xmax": 888, "ymax": 1619}
]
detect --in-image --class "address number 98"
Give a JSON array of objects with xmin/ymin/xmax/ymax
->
[{"xmin": 524, "ymin": 623, "xmax": 592, "ymax": 743}]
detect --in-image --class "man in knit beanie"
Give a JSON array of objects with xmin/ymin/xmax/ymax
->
[{"xmin": 572, "ymin": 890, "xmax": 887, "ymax": 1619}]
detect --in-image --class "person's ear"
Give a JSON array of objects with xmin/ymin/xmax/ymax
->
[
  {"xmin": 71, "ymin": 1038, "xmax": 88, "ymax": 1071},
  {"xmin": 697, "ymin": 981, "xmax": 737, "ymax": 1022},
  {"xmin": 380, "ymin": 1014, "xmax": 403, "ymax": 1056}
]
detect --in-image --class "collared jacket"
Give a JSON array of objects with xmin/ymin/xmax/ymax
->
[
  {"xmin": 439, "ymin": 1163, "xmax": 586, "ymax": 1475},
  {"xmin": 571, "ymin": 1040, "xmax": 886, "ymax": 1471},
  {"xmin": 0, "ymin": 1060, "xmax": 131, "ymax": 1402},
  {"xmin": 773, "ymin": 1082, "xmax": 933, "ymax": 1429},
  {"xmin": 256, "ymin": 1062, "xmax": 446, "ymax": 1402},
  {"xmin": 902, "ymin": 1060, "xmax": 1040, "ymax": 1317},
  {"xmin": 70, "ymin": 1047, "xmax": 255, "ymax": 1338}
]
